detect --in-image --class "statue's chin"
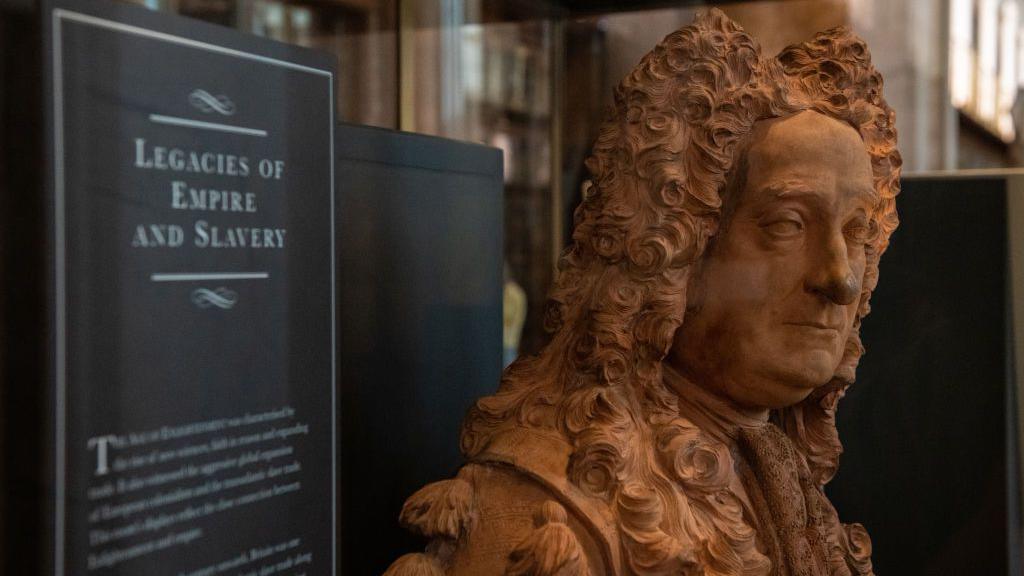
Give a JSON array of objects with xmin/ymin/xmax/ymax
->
[
  {"xmin": 769, "ymin": 382, "xmax": 820, "ymax": 409},
  {"xmin": 726, "ymin": 365, "xmax": 833, "ymax": 410},
  {"xmin": 781, "ymin": 348, "xmax": 842, "ymax": 389}
]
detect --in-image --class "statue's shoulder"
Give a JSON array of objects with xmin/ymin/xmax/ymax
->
[{"xmin": 383, "ymin": 428, "xmax": 619, "ymax": 576}]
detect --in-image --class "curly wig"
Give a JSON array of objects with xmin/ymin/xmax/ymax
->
[{"xmin": 462, "ymin": 9, "xmax": 900, "ymax": 575}]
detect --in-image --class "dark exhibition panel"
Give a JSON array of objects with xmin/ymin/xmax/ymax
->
[
  {"xmin": 6, "ymin": 0, "xmax": 344, "ymax": 572},
  {"xmin": 334, "ymin": 123, "xmax": 504, "ymax": 575},
  {"xmin": 829, "ymin": 175, "xmax": 1022, "ymax": 575},
  {"xmin": 0, "ymin": 0, "xmax": 505, "ymax": 568}
]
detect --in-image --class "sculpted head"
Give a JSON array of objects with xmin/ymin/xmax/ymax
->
[
  {"xmin": 462, "ymin": 9, "xmax": 899, "ymax": 573},
  {"xmin": 671, "ymin": 110, "xmax": 879, "ymax": 409}
]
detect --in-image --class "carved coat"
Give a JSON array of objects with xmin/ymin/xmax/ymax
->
[{"xmin": 384, "ymin": 368, "xmax": 875, "ymax": 576}]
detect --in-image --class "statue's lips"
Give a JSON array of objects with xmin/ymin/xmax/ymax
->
[{"xmin": 783, "ymin": 321, "xmax": 841, "ymax": 335}]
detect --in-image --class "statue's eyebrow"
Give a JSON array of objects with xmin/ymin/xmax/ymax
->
[
  {"xmin": 759, "ymin": 180, "xmax": 879, "ymax": 205},
  {"xmin": 852, "ymin": 184, "xmax": 880, "ymax": 204},
  {"xmin": 754, "ymin": 180, "xmax": 819, "ymax": 200},
  {"xmin": 771, "ymin": 182, "xmax": 818, "ymax": 198}
]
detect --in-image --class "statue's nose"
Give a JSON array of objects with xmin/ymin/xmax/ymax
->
[{"xmin": 805, "ymin": 234, "xmax": 860, "ymax": 305}]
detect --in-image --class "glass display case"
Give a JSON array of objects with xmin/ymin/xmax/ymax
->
[
  {"xmin": 124, "ymin": 0, "xmax": 1024, "ymax": 358},
  {"xmin": 7, "ymin": 0, "xmax": 1024, "ymax": 573}
]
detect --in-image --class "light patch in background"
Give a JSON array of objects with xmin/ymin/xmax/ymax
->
[
  {"xmin": 950, "ymin": 0, "xmax": 1022, "ymax": 142},
  {"xmin": 951, "ymin": 0, "xmax": 974, "ymax": 108}
]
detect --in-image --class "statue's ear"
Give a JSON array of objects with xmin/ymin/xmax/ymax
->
[
  {"xmin": 682, "ymin": 256, "xmax": 708, "ymax": 315},
  {"xmin": 699, "ymin": 213, "xmax": 721, "ymax": 253},
  {"xmin": 682, "ymin": 213, "xmax": 722, "ymax": 315}
]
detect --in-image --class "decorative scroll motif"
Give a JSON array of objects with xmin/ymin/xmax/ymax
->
[
  {"xmin": 398, "ymin": 478, "xmax": 476, "ymax": 540},
  {"xmin": 188, "ymin": 89, "xmax": 236, "ymax": 116},
  {"xmin": 383, "ymin": 554, "xmax": 446, "ymax": 576},
  {"xmin": 506, "ymin": 501, "xmax": 591, "ymax": 576},
  {"xmin": 190, "ymin": 287, "xmax": 238, "ymax": 309}
]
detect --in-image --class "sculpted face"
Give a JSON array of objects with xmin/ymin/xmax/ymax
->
[{"xmin": 669, "ymin": 110, "xmax": 877, "ymax": 409}]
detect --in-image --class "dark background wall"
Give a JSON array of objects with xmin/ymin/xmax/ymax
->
[
  {"xmin": 829, "ymin": 176, "xmax": 1021, "ymax": 575},
  {"xmin": 1, "ymin": 1, "xmax": 48, "ymax": 572},
  {"xmin": 334, "ymin": 123, "xmax": 504, "ymax": 575}
]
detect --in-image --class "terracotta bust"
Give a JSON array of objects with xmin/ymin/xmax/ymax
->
[{"xmin": 385, "ymin": 9, "xmax": 900, "ymax": 576}]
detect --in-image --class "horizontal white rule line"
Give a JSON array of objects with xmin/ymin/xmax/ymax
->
[
  {"xmin": 148, "ymin": 114, "xmax": 268, "ymax": 137},
  {"xmin": 150, "ymin": 272, "xmax": 269, "ymax": 282}
]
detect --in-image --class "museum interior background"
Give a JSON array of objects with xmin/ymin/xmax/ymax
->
[
  {"xmin": 109, "ymin": 0, "xmax": 1024, "ymax": 357},
  {"xmin": 5, "ymin": 0, "xmax": 1024, "ymax": 574}
]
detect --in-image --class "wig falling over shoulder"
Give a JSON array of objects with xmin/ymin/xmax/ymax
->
[{"xmin": 461, "ymin": 9, "xmax": 900, "ymax": 575}]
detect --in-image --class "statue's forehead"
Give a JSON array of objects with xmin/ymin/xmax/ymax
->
[
  {"xmin": 748, "ymin": 110, "xmax": 864, "ymax": 162},
  {"xmin": 742, "ymin": 110, "xmax": 876, "ymax": 205}
]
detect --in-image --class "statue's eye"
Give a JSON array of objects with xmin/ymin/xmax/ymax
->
[
  {"xmin": 844, "ymin": 219, "xmax": 876, "ymax": 245},
  {"xmin": 763, "ymin": 218, "xmax": 803, "ymax": 238}
]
